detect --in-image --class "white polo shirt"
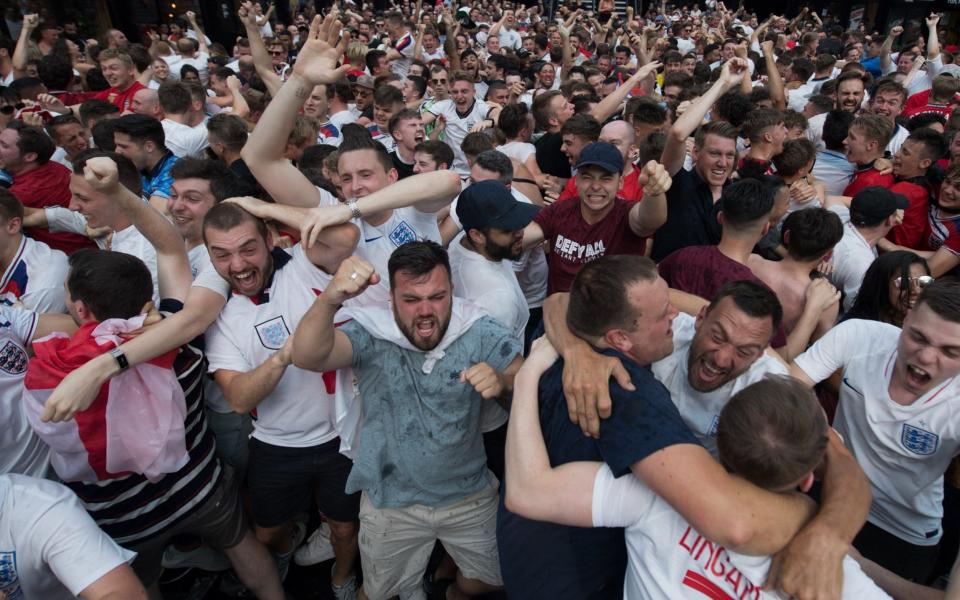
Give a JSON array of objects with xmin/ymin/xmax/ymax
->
[
  {"xmin": 592, "ymin": 464, "xmax": 892, "ymax": 599},
  {"xmin": 206, "ymin": 245, "xmax": 354, "ymax": 448},
  {"xmin": 651, "ymin": 313, "xmax": 789, "ymax": 457},
  {"xmin": 794, "ymin": 319, "xmax": 960, "ymax": 545},
  {"xmin": 0, "ymin": 474, "xmax": 135, "ymax": 599}
]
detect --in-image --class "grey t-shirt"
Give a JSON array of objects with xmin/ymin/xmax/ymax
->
[{"xmin": 342, "ymin": 315, "xmax": 520, "ymax": 509}]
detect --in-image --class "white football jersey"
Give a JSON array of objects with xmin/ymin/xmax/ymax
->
[
  {"xmin": 206, "ymin": 245, "xmax": 355, "ymax": 448},
  {"xmin": 794, "ymin": 319, "xmax": 960, "ymax": 545},
  {"xmin": 0, "ymin": 236, "xmax": 68, "ymax": 313},
  {"xmin": 652, "ymin": 313, "xmax": 789, "ymax": 457}
]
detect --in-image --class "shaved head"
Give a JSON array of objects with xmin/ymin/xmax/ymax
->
[{"xmin": 599, "ymin": 120, "xmax": 637, "ymax": 163}]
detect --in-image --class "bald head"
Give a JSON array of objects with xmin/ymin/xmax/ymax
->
[
  {"xmin": 131, "ymin": 88, "xmax": 163, "ymax": 120},
  {"xmin": 599, "ymin": 120, "xmax": 637, "ymax": 165}
]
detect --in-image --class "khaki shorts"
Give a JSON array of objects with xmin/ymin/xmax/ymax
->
[{"xmin": 358, "ymin": 481, "xmax": 502, "ymax": 600}]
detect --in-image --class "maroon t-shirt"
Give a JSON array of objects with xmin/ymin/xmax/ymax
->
[
  {"xmin": 658, "ymin": 245, "xmax": 787, "ymax": 348},
  {"xmin": 534, "ymin": 197, "xmax": 645, "ymax": 294},
  {"xmin": 11, "ymin": 162, "xmax": 95, "ymax": 255}
]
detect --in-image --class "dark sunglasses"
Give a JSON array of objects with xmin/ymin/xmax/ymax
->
[{"xmin": 0, "ymin": 103, "xmax": 25, "ymax": 115}]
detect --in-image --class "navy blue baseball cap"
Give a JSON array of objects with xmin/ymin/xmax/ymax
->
[
  {"xmin": 575, "ymin": 142, "xmax": 624, "ymax": 174},
  {"xmin": 456, "ymin": 180, "xmax": 540, "ymax": 231}
]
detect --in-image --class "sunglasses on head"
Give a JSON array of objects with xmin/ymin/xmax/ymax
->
[{"xmin": 0, "ymin": 103, "xmax": 25, "ymax": 115}]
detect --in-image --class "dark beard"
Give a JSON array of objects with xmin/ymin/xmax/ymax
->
[{"xmin": 484, "ymin": 236, "xmax": 522, "ymax": 261}]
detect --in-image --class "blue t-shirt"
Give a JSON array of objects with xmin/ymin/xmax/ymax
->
[
  {"xmin": 141, "ymin": 151, "xmax": 178, "ymax": 200},
  {"xmin": 861, "ymin": 55, "xmax": 882, "ymax": 79},
  {"xmin": 497, "ymin": 349, "xmax": 700, "ymax": 600},
  {"xmin": 342, "ymin": 315, "xmax": 521, "ymax": 509}
]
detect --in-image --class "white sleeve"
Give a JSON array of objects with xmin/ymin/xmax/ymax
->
[
  {"xmin": 0, "ymin": 306, "xmax": 37, "ymax": 344},
  {"xmin": 20, "ymin": 283, "xmax": 66, "ymax": 314},
  {"xmin": 591, "ymin": 464, "xmax": 657, "ymax": 528},
  {"xmin": 288, "ymin": 244, "xmax": 335, "ymax": 288},
  {"xmin": 43, "ymin": 206, "xmax": 87, "ymax": 235},
  {"xmin": 10, "ymin": 475, "xmax": 135, "ymax": 596},
  {"xmin": 840, "ymin": 556, "xmax": 894, "ymax": 599},
  {"xmin": 205, "ymin": 316, "xmax": 252, "ymax": 374},
  {"xmin": 793, "ymin": 320, "xmax": 874, "ymax": 384},
  {"xmin": 192, "ymin": 263, "xmax": 230, "ymax": 299}
]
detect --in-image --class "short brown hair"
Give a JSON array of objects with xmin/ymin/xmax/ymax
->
[
  {"xmin": 716, "ymin": 375, "xmax": 828, "ymax": 490},
  {"xmin": 72, "ymin": 150, "xmax": 142, "ymax": 196},
  {"xmin": 566, "ymin": 255, "xmax": 659, "ymax": 340},
  {"xmin": 772, "ymin": 138, "xmax": 817, "ymax": 177},
  {"xmin": 693, "ymin": 120, "xmax": 738, "ymax": 149},
  {"xmin": 851, "ymin": 113, "xmax": 893, "ymax": 148},
  {"xmin": 202, "ymin": 202, "xmax": 268, "ymax": 244},
  {"xmin": 532, "ymin": 90, "xmax": 564, "ymax": 130},
  {"xmin": 97, "ymin": 48, "xmax": 133, "ymax": 68},
  {"xmin": 0, "ymin": 188, "xmax": 23, "ymax": 223}
]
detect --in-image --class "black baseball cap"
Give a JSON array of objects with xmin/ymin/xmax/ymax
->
[
  {"xmin": 850, "ymin": 186, "xmax": 909, "ymax": 227},
  {"xmin": 456, "ymin": 180, "xmax": 540, "ymax": 231},
  {"xmin": 575, "ymin": 141, "xmax": 624, "ymax": 174}
]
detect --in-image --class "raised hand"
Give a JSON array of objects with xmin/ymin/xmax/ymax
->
[
  {"xmin": 927, "ymin": 13, "xmax": 940, "ymax": 29},
  {"xmin": 22, "ymin": 13, "xmax": 39, "ymax": 31},
  {"xmin": 82, "ymin": 156, "xmax": 121, "ymax": 194},
  {"xmin": 292, "ymin": 12, "xmax": 353, "ymax": 86},
  {"xmin": 637, "ymin": 160, "xmax": 672, "ymax": 195},
  {"xmin": 720, "ymin": 57, "xmax": 749, "ymax": 86},
  {"xmin": 889, "ymin": 25, "xmax": 904, "ymax": 38},
  {"xmin": 325, "ymin": 256, "xmax": 380, "ymax": 306}
]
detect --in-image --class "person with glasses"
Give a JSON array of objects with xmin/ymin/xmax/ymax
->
[{"xmin": 843, "ymin": 251, "xmax": 932, "ymax": 328}]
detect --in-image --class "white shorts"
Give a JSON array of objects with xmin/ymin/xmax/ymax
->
[{"xmin": 358, "ymin": 481, "xmax": 502, "ymax": 599}]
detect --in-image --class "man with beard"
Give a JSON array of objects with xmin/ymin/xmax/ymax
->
[
  {"xmin": 387, "ymin": 108, "xmax": 424, "ymax": 179},
  {"xmin": 201, "ymin": 198, "xmax": 363, "ymax": 592},
  {"xmin": 649, "ymin": 281, "xmax": 791, "ymax": 456},
  {"xmin": 291, "ymin": 241, "xmax": 523, "ymax": 600},
  {"xmin": 791, "ymin": 278, "xmax": 960, "ymax": 582},
  {"xmin": 652, "ymin": 59, "xmax": 747, "ymax": 261},
  {"xmin": 806, "ymin": 71, "xmax": 867, "ymax": 151},
  {"xmin": 450, "ymin": 179, "xmax": 539, "ymax": 343}
]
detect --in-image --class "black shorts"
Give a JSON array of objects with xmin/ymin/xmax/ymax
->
[{"xmin": 246, "ymin": 437, "xmax": 360, "ymax": 527}]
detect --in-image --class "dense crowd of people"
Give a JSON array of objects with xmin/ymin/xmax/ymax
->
[{"xmin": 2, "ymin": 0, "xmax": 960, "ymax": 598}]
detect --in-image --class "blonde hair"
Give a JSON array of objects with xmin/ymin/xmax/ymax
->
[{"xmin": 346, "ymin": 42, "xmax": 369, "ymax": 63}]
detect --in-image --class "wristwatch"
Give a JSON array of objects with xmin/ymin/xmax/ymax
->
[
  {"xmin": 108, "ymin": 347, "xmax": 130, "ymax": 373},
  {"xmin": 346, "ymin": 198, "xmax": 362, "ymax": 220}
]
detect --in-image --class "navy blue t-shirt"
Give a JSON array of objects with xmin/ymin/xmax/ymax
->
[{"xmin": 497, "ymin": 349, "xmax": 700, "ymax": 600}]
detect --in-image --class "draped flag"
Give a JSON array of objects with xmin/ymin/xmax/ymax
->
[{"xmin": 22, "ymin": 316, "xmax": 189, "ymax": 483}]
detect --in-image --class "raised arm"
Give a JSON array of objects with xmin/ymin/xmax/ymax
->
[
  {"xmin": 927, "ymin": 13, "xmax": 941, "ymax": 61},
  {"xmin": 225, "ymin": 75, "xmax": 250, "ymax": 119},
  {"xmin": 560, "ymin": 20, "xmax": 573, "ymax": 80},
  {"xmin": 503, "ymin": 337, "xmax": 600, "ymax": 526},
  {"xmin": 224, "ymin": 196, "xmax": 360, "ymax": 272},
  {"xmin": 761, "ymin": 40, "xmax": 786, "ymax": 110},
  {"xmin": 83, "ymin": 157, "xmax": 192, "ymax": 302},
  {"xmin": 185, "ymin": 11, "xmax": 210, "ymax": 56},
  {"xmin": 661, "ymin": 57, "xmax": 748, "ymax": 176},
  {"xmin": 242, "ymin": 11, "xmax": 352, "ymax": 208},
  {"xmin": 413, "ymin": 23, "xmax": 426, "ymax": 61},
  {"xmin": 12, "ymin": 14, "xmax": 38, "ymax": 79},
  {"xmin": 238, "ymin": 1, "xmax": 283, "ymax": 96},
  {"xmin": 291, "ymin": 256, "xmax": 377, "ymax": 372},
  {"xmin": 881, "ymin": 25, "xmax": 903, "ymax": 74},
  {"xmin": 591, "ymin": 61, "xmax": 660, "ymax": 123},
  {"xmin": 627, "ymin": 160, "xmax": 671, "ymax": 237}
]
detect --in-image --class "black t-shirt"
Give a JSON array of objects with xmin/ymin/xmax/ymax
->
[
  {"xmin": 535, "ymin": 132, "xmax": 572, "ymax": 179},
  {"xmin": 651, "ymin": 167, "xmax": 723, "ymax": 262},
  {"xmin": 497, "ymin": 349, "xmax": 700, "ymax": 600},
  {"xmin": 390, "ymin": 151, "xmax": 415, "ymax": 180}
]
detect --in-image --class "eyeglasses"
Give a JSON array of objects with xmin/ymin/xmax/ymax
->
[
  {"xmin": 894, "ymin": 275, "xmax": 934, "ymax": 290},
  {"xmin": 0, "ymin": 103, "xmax": 25, "ymax": 115}
]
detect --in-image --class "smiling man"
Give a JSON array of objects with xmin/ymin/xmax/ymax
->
[
  {"xmin": 791, "ymin": 278, "xmax": 960, "ymax": 583},
  {"xmin": 92, "ymin": 49, "xmax": 146, "ymax": 112}
]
